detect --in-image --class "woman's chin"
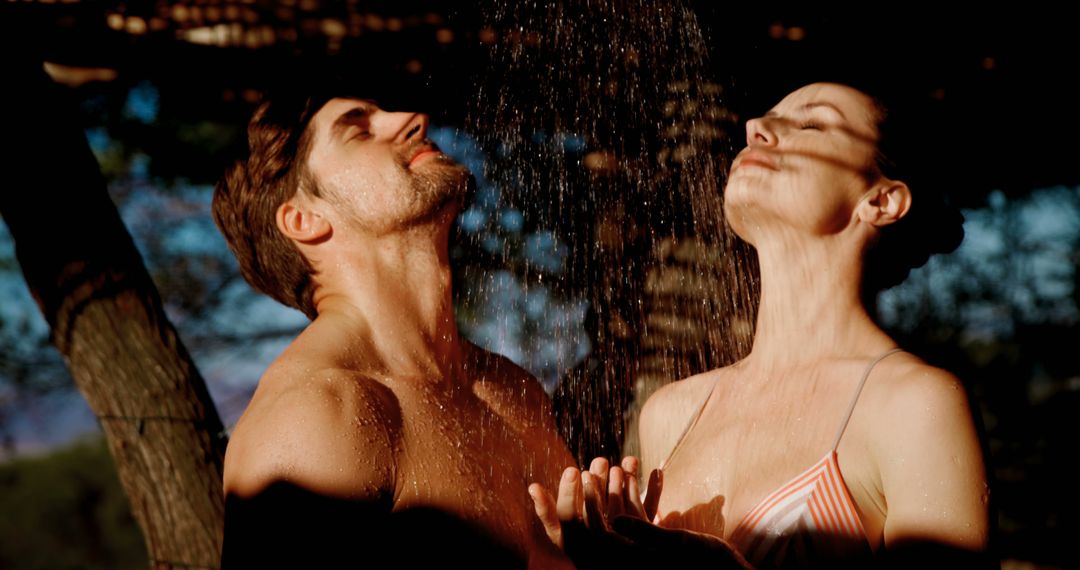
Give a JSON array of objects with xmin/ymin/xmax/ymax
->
[
  {"xmin": 723, "ymin": 201, "xmax": 757, "ymax": 243},
  {"xmin": 723, "ymin": 216, "xmax": 756, "ymax": 245}
]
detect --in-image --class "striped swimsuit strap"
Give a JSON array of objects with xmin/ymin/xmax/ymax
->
[
  {"xmin": 727, "ymin": 348, "xmax": 904, "ymax": 563},
  {"xmin": 658, "ymin": 348, "xmax": 903, "ymax": 473}
]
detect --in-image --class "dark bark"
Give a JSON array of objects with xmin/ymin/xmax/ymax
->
[{"xmin": 1, "ymin": 54, "xmax": 227, "ymax": 568}]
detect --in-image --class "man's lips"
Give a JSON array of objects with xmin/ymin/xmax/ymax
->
[{"xmin": 408, "ymin": 147, "xmax": 441, "ymax": 167}]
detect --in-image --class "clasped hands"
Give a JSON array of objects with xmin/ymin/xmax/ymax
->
[{"xmin": 528, "ymin": 457, "xmax": 751, "ymax": 569}]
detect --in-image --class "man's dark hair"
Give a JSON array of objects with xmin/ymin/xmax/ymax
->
[
  {"xmin": 212, "ymin": 59, "xmax": 432, "ymax": 318},
  {"xmin": 213, "ymin": 92, "xmax": 332, "ymax": 319}
]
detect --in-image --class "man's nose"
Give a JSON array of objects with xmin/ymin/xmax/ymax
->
[
  {"xmin": 385, "ymin": 112, "xmax": 429, "ymax": 144},
  {"xmin": 745, "ymin": 117, "xmax": 777, "ymax": 147}
]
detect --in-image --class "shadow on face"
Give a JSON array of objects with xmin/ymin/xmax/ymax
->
[{"xmin": 722, "ymin": 83, "xmax": 888, "ymax": 243}]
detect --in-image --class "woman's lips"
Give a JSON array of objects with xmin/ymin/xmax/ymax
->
[{"xmin": 735, "ymin": 154, "xmax": 779, "ymax": 171}]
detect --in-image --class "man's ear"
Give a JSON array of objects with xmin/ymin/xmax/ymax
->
[
  {"xmin": 857, "ymin": 179, "xmax": 912, "ymax": 228},
  {"xmin": 276, "ymin": 196, "xmax": 332, "ymax": 243}
]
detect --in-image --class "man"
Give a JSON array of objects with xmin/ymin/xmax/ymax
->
[{"xmin": 213, "ymin": 86, "xmax": 574, "ymax": 568}]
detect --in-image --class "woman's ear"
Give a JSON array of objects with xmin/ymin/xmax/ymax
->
[
  {"xmin": 276, "ymin": 196, "xmax": 332, "ymax": 243},
  {"xmin": 858, "ymin": 180, "xmax": 912, "ymax": 227}
]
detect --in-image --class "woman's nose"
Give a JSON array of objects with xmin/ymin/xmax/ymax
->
[{"xmin": 745, "ymin": 117, "xmax": 777, "ymax": 147}]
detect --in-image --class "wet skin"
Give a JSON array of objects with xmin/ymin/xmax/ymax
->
[
  {"xmin": 644, "ymin": 84, "xmax": 989, "ymax": 560},
  {"xmin": 533, "ymin": 84, "xmax": 991, "ymax": 569},
  {"xmin": 221, "ymin": 98, "xmax": 575, "ymax": 568},
  {"xmin": 223, "ymin": 342, "xmax": 573, "ymax": 568}
]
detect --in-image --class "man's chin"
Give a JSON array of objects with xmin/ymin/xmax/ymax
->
[{"xmin": 406, "ymin": 172, "xmax": 470, "ymax": 226}]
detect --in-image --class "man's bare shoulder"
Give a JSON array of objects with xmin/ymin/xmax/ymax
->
[
  {"xmin": 224, "ymin": 361, "xmax": 402, "ymax": 503},
  {"xmin": 467, "ymin": 342, "xmax": 552, "ymax": 414}
]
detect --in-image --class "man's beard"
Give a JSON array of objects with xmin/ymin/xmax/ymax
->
[{"xmin": 408, "ymin": 158, "xmax": 471, "ymax": 221}]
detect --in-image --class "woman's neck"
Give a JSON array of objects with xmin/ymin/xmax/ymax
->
[{"xmin": 745, "ymin": 235, "xmax": 895, "ymax": 372}]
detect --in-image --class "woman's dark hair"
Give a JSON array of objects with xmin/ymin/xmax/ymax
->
[
  {"xmin": 747, "ymin": 77, "xmax": 965, "ymax": 299},
  {"xmin": 859, "ymin": 86, "xmax": 965, "ymax": 296}
]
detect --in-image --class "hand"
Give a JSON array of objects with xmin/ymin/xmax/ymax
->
[
  {"xmin": 529, "ymin": 457, "xmax": 654, "ymax": 548},
  {"xmin": 528, "ymin": 464, "xmax": 626, "ymax": 566},
  {"xmin": 529, "ymin": 456, "xmax": 751, "ymax": 569},
  {"xmin": 599, "ymin": 456, "xmax": 663, "ymax": 523},
  {"xmin": 528, "ymin": 456, "xmax": 644, "ymax": 567}
]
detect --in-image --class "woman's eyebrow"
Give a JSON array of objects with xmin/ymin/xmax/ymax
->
[
  {"xmin": 800, "ymin": 102, "xmax": 847, "ymax": 119},
  {"xmin": 763, "ymin": 102, "xmax": 846, "ymax": 120}
]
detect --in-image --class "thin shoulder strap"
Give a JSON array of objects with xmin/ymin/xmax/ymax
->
[
  {"xmin": 658, "ymin": 379, "xmax": 720, "ymax": 471},
  {"xmin": 830, "ymin": 347, "xmax": 904, "ymax": 451}
]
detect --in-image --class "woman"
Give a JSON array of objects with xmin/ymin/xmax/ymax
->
[{"xmin": 531, "ymin": 82, "xmax": 990, "ymax": 568}]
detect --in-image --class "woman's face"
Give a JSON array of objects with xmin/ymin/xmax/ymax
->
[{"xmin": 723, "ymin": 83, "xmax": 883, "ymax": 244}]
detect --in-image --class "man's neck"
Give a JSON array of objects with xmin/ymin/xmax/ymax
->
[{"xmin": 312, "ymin": 222, "xmax": 466, "ymax": 387}]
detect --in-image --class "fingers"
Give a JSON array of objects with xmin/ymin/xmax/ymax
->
[
  {"xmin": 588, "ymin": 458, "xmax": 611, "ymax": 525},
  {"xmin": 619, "ymin": 456, "xmax": 647, "ymax": 520},
  {"xmin": 555, "ymin": 466, "xmax": 583, "ymax": 525},
  {"xmin": 552, "ymin": 458, "xmax": 652, "ymax": 538},
  {"xmin": 528, "ymin": 483, "xmax": 563, "ymax": 549},
  {"xmin": 582, "ymin": 471, "xmax": 609, "ymax": 531},
  {"xmin": 589, "ymin": 457, "xmax": 610, "ymax": 497},
  {"xmin": 621, "ymin": 456, "xmax": 640, "ymax": 479},
  {"xmin": 643, "ymin": 468, "xmax": 663, "ymax": 522},
  {"xmin": 607, "ymin": 466, "xmax": 625, "ymax": 520},
  {"xmin": 625, "ymin": 468, "xmax": 646, "ymax": 519}
]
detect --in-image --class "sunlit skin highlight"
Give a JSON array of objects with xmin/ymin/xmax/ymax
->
[
  {"xmin": 532, "ymin": 83, "xmax": 989, "ymax": 567},
  {"xmin": 647, "ymin": 83, "xmax": 989, "ymax": 557},
  {"xmin": 222, "ymin": 98, "xmax": 575, "ymax": 568}
]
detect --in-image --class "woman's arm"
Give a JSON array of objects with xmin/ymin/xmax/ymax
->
[{"xmin": 872, "ymin": 364, "xmax": 991, "ymax": 564}]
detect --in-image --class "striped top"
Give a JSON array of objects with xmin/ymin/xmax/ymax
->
[{"xmin": 658, "ymin": 349, "xmax": 903, "ymax": 568}]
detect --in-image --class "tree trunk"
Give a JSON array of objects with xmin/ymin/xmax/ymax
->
[{"xmin": 0, "ymin": 57, "xmax": 227, "ymax": 569}]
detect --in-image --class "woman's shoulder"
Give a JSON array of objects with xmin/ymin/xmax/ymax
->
[
  {"xmin": 857, "ymin": 351, "xmax": 981, "ymax": 471},
  {"xmin": 638, "ymin": 366, "xmax": 739, "ymax": 472},
  {"xmin": 857, "ymin": 352, "xmax": 990, "ymax": 550},
  {"xmin": 861, "ymin": 352, "xmax": 970, "ymax": 420},
  {"xmin": 641, "ymin": 366, "xmax": 731, "ymax": 420}
]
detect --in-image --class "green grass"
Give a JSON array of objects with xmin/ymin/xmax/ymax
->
[{"xmin": 0, "ymin": 437, "xmax": 147, "ymax": 570}]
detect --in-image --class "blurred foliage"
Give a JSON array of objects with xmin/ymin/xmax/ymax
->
[
  {"xmin": 877, "ymin": 187, "xmax": 1080, "ymax": 568},
  {"xmin": 0, "ymin": 224, "xmax": 71, "ymax": 403},
  {"xmin": 0, "ymin": 438, "xmax": 147, "ymax": 570}
]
